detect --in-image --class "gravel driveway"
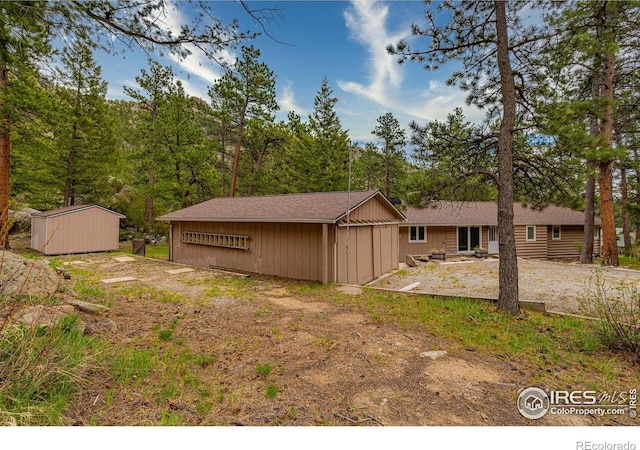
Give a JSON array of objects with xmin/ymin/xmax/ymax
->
[{"xmin": 370, "ymin": 257, "xmax": 640, "ymax": 314}]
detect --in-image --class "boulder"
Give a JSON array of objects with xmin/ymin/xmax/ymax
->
[
  {"xmin": 0, "ymin": 251, "xmax": 59, "ymax": 298},
  {"xmin": 15, "ymin": 304, "xmax": 75, "ymax": 328},
  {"xmin": 8, "ymin": 207, "xmax": 39, "ymax": 234},
  {"xmin": 406, "ymin": 254, "xmax": 418, "ymax": 267}
]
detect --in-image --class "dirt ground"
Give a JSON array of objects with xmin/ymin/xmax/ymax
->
[
  {"xmin": 371, "ymin": 256, "xmax": 640, "ymax": 315},
  {"xmin": 28, "ymin": 250, "xmax": 635, "ymax": 427}
]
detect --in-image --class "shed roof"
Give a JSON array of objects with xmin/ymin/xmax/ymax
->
[
  {"xmin": 404, "ymin": 202, "xmax": 600, "ymax": 226},
  {"xmin": 157, "ymin": 190, "xmax": 406, "ymax": 224},
  {"xmin": 32, "ymin": 204, "xmax": 126, "ymax": 219}
]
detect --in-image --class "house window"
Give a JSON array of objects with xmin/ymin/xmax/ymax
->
[
  {"xmin": 457, "ymin": 226, "xmax": 481, "ymax": 252},
  {"xmin": 182, "ymin": 231, "xmax": 249, "ymax": 250},
  {"xmin": 552, "ymin": 225, "xmax": 561, "ymax": 240},
  {"xmin": 409, "ymin": 226, "xmax": 427, "ymax": 243},
  {"xmin": 526, "ymin": 226, "xmax": 536, "ymax": 242}
]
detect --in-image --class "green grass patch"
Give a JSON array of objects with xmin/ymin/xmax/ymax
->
[
  {"xmin": 255, "ymin": 363, "xmax": 273, "ymax": 378},
  {"xmin": 111, "ymin": 347, "xmax": 157, "ymax": 384},
  {"xmin": 0, "ymin": 315, "xmax": 104, "ymax": 425},
  {"xmin": 618, "ymin": 256, "xmax": 640, "ymax": 271},
  {"xmin": 265, "ymin": 383, "xmax": 279, "ymax": 398},
  {"xmin": 145, "ymin": 243, "xmax": 170, "ymax": 261}
]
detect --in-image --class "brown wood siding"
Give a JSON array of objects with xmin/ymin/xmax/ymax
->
[
  {"xmin": 482, "ymin": 227, "xmax": 489, "ymax": 249},
  {"xmin": 398, "ymin": 225, "xmax": 447, "ymax": 257},
  {"xmin": 547, "ymin": 225, "xmax": 583, "ymax": 258},
  {"xmin": 515, "ymin": 225, "xmax": 548, "ymax": 258},
  {"xmin": 445, "ymin": 227, "xmax": 457, "ymax": 255},
  {"xmin": 171, "ymin": 221, "xmax": 324, "ymax": 282},
  {"xmin": 338, "ymin": 196, "xmax": 400, "ymax": 224},
  {"xmin": 32, "ymin": 208, "xmax": 121, "ymax": 255}
]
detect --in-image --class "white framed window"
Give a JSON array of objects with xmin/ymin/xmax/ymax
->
[
  {"xmin": 552, "ymin": 225, "xmax": 561, "ymax": 240},
  {"xmin": 526, "ymin": 226, "xmax": 536, "ymax": 242},
  {"xmin": 409, "ymin": 226, "xmax": 427, "ymax": 243}
]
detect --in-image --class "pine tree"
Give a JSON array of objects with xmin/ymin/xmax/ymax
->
[
  {"xmin": 371, "ymin": 112, "xmax": 407, "ymax": 198},
  {"xmin": 287, "ymin": 77, "xmax": 350, "ymax": 193},
  {"xmin": 52, "ymin": 40, "xmax": 115, "ymax": 207},
  {"xmin": 1, "ymin": 0, "xmax": 269, "ymax": 246},
  {"xmin": 389, "ymin": 1, "xmax": 548, "ymax": 315},
  {"xmin": 208, "ymin": 46, "xmax": 278, "ymax": 197}
]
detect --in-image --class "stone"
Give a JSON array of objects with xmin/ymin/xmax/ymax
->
[
  {"xmin": 14, "ymin": 304, "xmax": 82, "ymax": 332},
  {"xmin": 405, "ymin": 254, "xmax": 417, "ymax": 267},
  {"xmin": 8, "ymin": 207, "xmax": 39, "ymax": 234},
  {"xmin": 85, "ymin": 318, "xmax": 118, "ymax": 334},
  {"xmin": 0, "ymin": 252, "xmax": 59, "ymax": 298},
  {"xmin": 66, "ymin": 298, "xmax": 111, "ymax": 315},
  {"xmin": 420, "ymin": 350, "xmax": 448, "ymax": 360}
]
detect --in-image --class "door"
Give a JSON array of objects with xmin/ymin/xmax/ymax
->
[
  {"xmin": 458, "ymin": 226, "xmax": 481, "ymax": 252},
  {"xmin": 488, "ymin": 226, "xmax": 499, "ymax": 254}
]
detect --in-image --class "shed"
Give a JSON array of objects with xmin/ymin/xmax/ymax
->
[
  {"xmin": 31, "ymin": 205, "xmax": 125, "ymax": 256},
  {"xmin": 157, "ymin": 190, "xmax": 406, "ymax": 285}
]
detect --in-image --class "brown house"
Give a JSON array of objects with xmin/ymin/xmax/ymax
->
[
  {"xmin": 399, "ymin": 202, "xmax": 601, "ymax": 259},
  {"xmin": 31, "ymin": 205, "xmax": 125, "ymax": 256},
  {"xmin": 157, "ymin": 190, "xmax": 406, "ymax": 285}
]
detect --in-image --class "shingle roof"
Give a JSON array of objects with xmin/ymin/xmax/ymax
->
[
  {"xmin": 404, "ymin": 201, "xmax": 600, "ymax": 226},
  {"xmin": 32, "ymin": 204, "xmax": 125, "ymax": 219},
  {"xmin": 157, "ymin": 190, "xmax": 406, "ymax": 224}
]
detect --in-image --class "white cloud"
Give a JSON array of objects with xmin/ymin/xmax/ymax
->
[
  {"xmin": 159, "ymin": 0, "xmax": 233, "ymax": 86},
  {"xmin": 337, "ymin": 1, "xmax": 408, "ymax": 107},
  {"xmin": 279, "ymin": 81, "xmax": 309, "ymax": 116},
  {"xmin": 406, "ymin": 81, "xmax": 485, "ymax": 124}
]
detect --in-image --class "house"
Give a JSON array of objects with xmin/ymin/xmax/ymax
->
[
  {"xmin": 157, "ymin": 190, "xmax": 406, "ymax": 285},
  {"xmin": 399, "ymin": 201, "xmax": 601, "ymax": 259},
  {"xmin": 31, "ymin": 204, "xmax": 125, "ymax": 256}
]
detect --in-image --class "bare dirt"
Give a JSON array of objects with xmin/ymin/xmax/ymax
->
[
  {"xmin": 371, "ymin": 256, "xmax": 640, "ymax": 315},
  {"xmin": 19, "ymin": 249, "xmax": 630, "ymax": 427}
]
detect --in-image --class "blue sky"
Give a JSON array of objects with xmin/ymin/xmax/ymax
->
[{"xmin": 98, "ymin": 1, "xmax": 484, "ymax": 143}]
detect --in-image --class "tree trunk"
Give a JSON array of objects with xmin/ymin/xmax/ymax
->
[
  {"xmin": 494, "ymin": 1, "xmax": 520, "ymax": 315},
  {"xmin": 581, "ymin": 161, "xmax": 596, "ymax": 263},
  {"xmin": 64, "ymin": 123, "xmax": 78, "ymax": 207},
  {"xmin": 621, "ymin": 166, "xmax": 631, "ymax": 256},
  {"xmin": 581, "ymin": 68, "xmax": 600, "ymax": 264},
  {"xmin": 598, "ymin": 2, "xmax": 619, "ymax": 267},
  {"xmin": 0, "ymin": 62, "xmax": 10, "ymax": 249},
  {"xmin": 230, "ymin": 105, "xmax": 247, "ymax": 197},
  {"xmin": 599, "ymin": 160, "xmax": 618, "ymax": 265},
  {"xmin": 146, "ymin": 167, "xmax": 154, "ymax": 233}
]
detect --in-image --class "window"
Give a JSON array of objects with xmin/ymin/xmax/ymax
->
[
  {"xmin": 182, "ymin": 231, "xmax": 249, "ymax": 250},
  {"xmin": 409, "ymin": 226, "xmax": 426, "ymax": 243},
  {"xmin": 552, "ymin": 225, "xmax": 561, "ymax": 240},
  {"xmin": 526, "ymin": 226, "xmax": 536, "ymax": 242},
  {"xmin": 457, "ymin": 226, "xmax": 481, "ymax": 252}
]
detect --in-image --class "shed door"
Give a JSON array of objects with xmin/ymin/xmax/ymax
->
[{"xmin": 336, "ymin": 226, "xmax": 374, "ymax": 285}]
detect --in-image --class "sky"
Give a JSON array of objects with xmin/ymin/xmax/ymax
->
[{"xmin": 96, "ymin": 0, "xmax": 484, "ymax": 144}]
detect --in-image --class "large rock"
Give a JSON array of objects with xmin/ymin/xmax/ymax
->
[
  {"xmin": 0, "ymin": 251, "xmax": 59, "ymax": 298},
  {"xmin": 9, "ymin": 207, "xmax": 39, "ymax": 234}
]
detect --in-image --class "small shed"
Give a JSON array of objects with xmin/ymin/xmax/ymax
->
[
  {"xmin": 157, "ymin": 190, "xmax": 406, "ymax": 285},
  {"xmin": 31, "ymin": 205, "xmax": 125, "ymax": 256}
]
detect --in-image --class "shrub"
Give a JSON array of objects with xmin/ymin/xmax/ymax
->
[{"xmin": 582, "ymin": 274, "xmax": 640, "ymax": 357}]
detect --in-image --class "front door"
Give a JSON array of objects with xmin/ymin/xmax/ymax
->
[
  {"xmin": 458, "ymin": 226, "xmax": 481, "ymax": 253},
  {"xmin": 488, "ymin": 226, "xmax": 499, "ymax": 254}
]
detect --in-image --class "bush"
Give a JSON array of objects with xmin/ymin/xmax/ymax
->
[{"xmin": 582, "ymin": 274, "xmax": 640, "ymax": 357}]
